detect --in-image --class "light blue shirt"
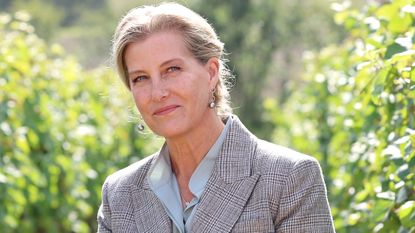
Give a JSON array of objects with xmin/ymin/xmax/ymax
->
[{"xmin": 147, "ymin": 117, "xmax": 232, "ymax": 233}]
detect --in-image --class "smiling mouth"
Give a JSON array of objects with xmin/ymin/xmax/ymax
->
[{"xmin": 153, "ymin": 105, "xmax": 180, "ymax": 116}]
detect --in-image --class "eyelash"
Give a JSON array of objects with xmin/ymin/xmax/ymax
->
[{"xmin": 132, "ymin": 76, "xmax": 147, "ymax": 83}]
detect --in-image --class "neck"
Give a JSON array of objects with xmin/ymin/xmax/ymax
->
[{"xmin": 166, "ymin": 113, "xmax": 225, "ymax": 179}]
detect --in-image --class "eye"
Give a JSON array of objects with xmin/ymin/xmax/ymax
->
[
  {"xmin": 167, "ymin": 66, "xmax": 181, "ymax": 73},
  {"xmin": 132, "ymin": 75, "xmax": 148, "ymax": 83}
]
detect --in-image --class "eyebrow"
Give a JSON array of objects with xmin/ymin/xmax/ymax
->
[{"xmin": 127, "ymin": 58, "xmax": 184, "ymax": 76}]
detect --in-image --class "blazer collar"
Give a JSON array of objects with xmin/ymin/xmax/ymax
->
[
  {"xmin": 191, "ymin": 115, "xmax": 260, "ymax": 232},
  {"xmin": 214, "ymin": 115, "xmax": 257, "ymax": 183}
]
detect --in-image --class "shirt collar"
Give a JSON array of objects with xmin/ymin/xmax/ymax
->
[{"xmin": 148, "ymin": 115, "xmax": 233, "ymax": 195}]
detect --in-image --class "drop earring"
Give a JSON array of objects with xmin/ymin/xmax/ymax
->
[
  {"xmin": 136, "ymin": 123, "xmax": 145, "ymax": 131},
  {"xmin": 208, "ymin": 88, "xmax": 216, "ymax": 108},
  {"xmin": 136, "ymin": 115, "xmax": 145, "ymax": 132}
]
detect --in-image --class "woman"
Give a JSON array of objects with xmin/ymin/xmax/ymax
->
[{"xmin": 98, "ymin": 2, "xmax": 335, "ymax": 233}]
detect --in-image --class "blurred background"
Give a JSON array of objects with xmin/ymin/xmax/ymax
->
[{"xmin": 0, "ymin": 0, "xmax": 414, "ymax": 232}]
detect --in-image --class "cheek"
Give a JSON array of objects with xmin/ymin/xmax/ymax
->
[
  {"xmin": 183, "ymin": 72, "xmax": 210, "ymax": 96},
  {"xmin": 131, "ymin": 89, "xmax": 148, "ymax": 110},
  {"xmin": 180, "ymin": 81, "xmax": 206, "ymax": 101}
]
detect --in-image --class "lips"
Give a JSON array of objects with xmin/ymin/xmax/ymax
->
[{"xmin": 153, "ymin": 105, "xmax": 180, "ymax": 116}]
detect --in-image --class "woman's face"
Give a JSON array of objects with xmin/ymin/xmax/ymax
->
[{"xmin": 124, "ymin": 30, "xmax": 219, "ymax": 139}]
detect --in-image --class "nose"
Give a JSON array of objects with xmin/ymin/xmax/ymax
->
[{"xmin": 151, "ymin": 76, "xmax": 169, "ymax": 102}]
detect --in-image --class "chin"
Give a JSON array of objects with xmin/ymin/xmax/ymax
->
[
  {"xmin": 151, "ymin": 124, "xmax": 186, "ymax": 139},
  {"xmin": 147, "ymin": 116, "xmax": 193, "ymax": 138}
]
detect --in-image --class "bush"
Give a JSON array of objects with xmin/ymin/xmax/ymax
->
[
  {"xmin": 265, "ymin": 0, "xmax": 415, "ymax": 232},
  {"xmin": 0, "ymin": 11, "xmax": 160, "ymax": 233}
]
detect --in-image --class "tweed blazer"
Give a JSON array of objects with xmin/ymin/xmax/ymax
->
[{"xmin": 97, "ymin": 116, "xmax": 335, "ymax": 232}]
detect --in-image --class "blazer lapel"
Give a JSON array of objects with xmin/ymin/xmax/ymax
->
[
  {"xmin": 191, "ymin": 116, "xmax": 260, "ymax": 232},
  {"xmin": 129, "ymin": 156, "xmax": 173, "ymax": 233}
]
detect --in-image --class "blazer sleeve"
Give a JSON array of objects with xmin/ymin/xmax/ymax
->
[
  {"xmin": 97, "ymin": 180, "xmax": 112, "ymax": 233},
  {"xmin": 275, "ymin": 158, "xmax": 335, "ymax": 233}
]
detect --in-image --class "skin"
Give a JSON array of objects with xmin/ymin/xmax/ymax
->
[{"xmin": 124, "ymin": 30, "xmax": 225, "ymax": 205}]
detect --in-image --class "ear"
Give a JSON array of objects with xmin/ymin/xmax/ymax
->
[{"xmin": 205, "ymin": 57, "xmax": 220, "ymax": 89}]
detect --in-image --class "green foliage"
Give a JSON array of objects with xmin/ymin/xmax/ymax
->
[
  {"xmin": 3, "ymin": 0, "xmax": 119, "ymax": 68},
  {"xmin": 191, "ymin": 0, "xmax": 344, "ymax": 139},
  {"xmin": 0, "ymin": 12, "xmax": 160, "ymax": 232},
  {"xmin": 266, "ymin": 0, "xmax": 415, "ymax": 232}
]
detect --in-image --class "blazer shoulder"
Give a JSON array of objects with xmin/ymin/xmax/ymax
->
[
  {"xmin": 103, "ymin": 154, "xmax": 155, "ymax": 192},
  {"xmin": 253, "ymin": 139, "xmax": 320, "ymax": 176}
]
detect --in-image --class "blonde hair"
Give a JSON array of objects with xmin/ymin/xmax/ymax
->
[{"xmin": 112, "ymin": 2, "xmax": 233, "ymax": 117}]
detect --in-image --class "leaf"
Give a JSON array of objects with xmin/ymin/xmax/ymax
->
[
  {"xmin": 377, "ymin": 191, "xmax": 395, "ymax": 200},
  {"xmin": 15, "ymin": 135, "xmax": 30, "ymax": 154},
  {"xmin": 373, "ymin": 199, "xmax": 394, "ymax": 223},
  {"xmin": 347, "ymin": 212, "xmax": 361, "ymax": 226},
  {"xmin": 396, "ymin": 187, "xmax": 409, "ymax": 204},
  {"xmin": 389, "ymin": 50, "xmax": 415, "ymax": 63},
  {"xmin": 385, "ymin": 43, "xmax": 407, "ymax": 59},
  {"xmin": 388, "ymin": 14, "xmax": 412, "ymax": 34},
  {"xmin": 396, "ymin": 201, "xmax": 415, "ymax": 228},
  {"xmin": 376, "ymin": 4, "xmax": 396, "ymax": 20},
  {"xmin": 397, "ymin": 164, "xmax": 410, "ymax": 180}
]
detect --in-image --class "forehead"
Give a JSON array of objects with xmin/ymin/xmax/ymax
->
[{"xmin": 127, "ymin": 30, "xmax": 193, "ymax": 59}]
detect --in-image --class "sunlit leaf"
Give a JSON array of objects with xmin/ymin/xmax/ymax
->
[
  {"xmin": 396, "ymin": 201, "xmax": 415, "ymax": 228},
  {"xmin": 375, "ymin": 4, "xmax": 397, "ymax": 20},
  {"xmin": 388, "ymin": 13, "xmax": 412, "ymax": 34}
]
